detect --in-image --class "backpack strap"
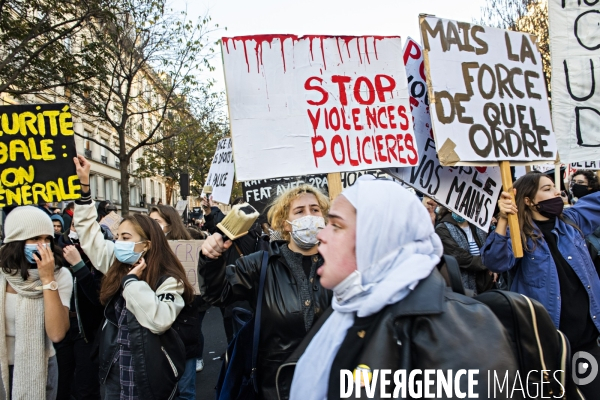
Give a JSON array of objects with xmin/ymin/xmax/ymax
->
[
  {"xmin": 251, "ymin": 250, "xmax": 269, "ymax": 391},
  {"xmin": 438, "ymin": 254, "xmax": 466, "ymax": 296}
]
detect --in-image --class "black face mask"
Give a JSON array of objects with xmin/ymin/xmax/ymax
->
[
  {"xmin": 533, "ymin": 196, "xmax": 564, "ymax": 218},
  {"xmin": 572, "ymin": 184, "xmax": 590, "ymax": 199}
]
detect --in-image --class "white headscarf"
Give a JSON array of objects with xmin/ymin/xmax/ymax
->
[{"xmin": 290, "ymin": 177, "xmax": 443, "ymax": 400}]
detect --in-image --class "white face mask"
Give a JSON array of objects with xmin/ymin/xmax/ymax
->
[
  {"xmin": 68, "ymin": 230, "xmax": 79, "ymax": 241},
  {"xmin": 333, "ymin": 270, "xmax": 368, "ymax": 304},
  {"xmin": 157, "ymin": 222, "xmax": 170, "ymax": 236},
  {"xmin": 286, "ymin": 215, "xmax": 325, "ymax": 250}
]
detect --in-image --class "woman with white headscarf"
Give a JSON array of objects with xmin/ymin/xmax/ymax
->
[{"xmin": 286, "ymin": 177, "xmax": 518, "ymax": 400}]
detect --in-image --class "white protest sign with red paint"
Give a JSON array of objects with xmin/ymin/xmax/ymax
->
[
  {"xmin": 222, "ymin": 35, "xmax": 417, "ymax": 181},
  {"xmin": 386, "ymin": 38, "xmax": 502, "ymax": 231},
  {"xmin": 420, "ymin": 16, "xmax": 556, "ymax": 165}
]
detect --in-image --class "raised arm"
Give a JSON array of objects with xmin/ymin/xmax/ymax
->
[
  {"xmin": 564, "ymin": 191, "xmax": 600, "ymax": 237},
  {"xmin": 72, "ymin": 156, "xmax": 115, "ymax": 274},
  {"xmin": 198, "ymin": 232, "xmax": 263, "ymax": 307}
]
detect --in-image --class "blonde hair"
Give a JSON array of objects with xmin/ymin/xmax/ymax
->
[{"xmin": 267, "ymin": 184, "xmax": 330, "ymax": 241}]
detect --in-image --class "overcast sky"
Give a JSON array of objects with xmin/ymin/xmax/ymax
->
[{"xmin": 173, "ymin": 0, "xmax": 488, "ymax": 94}]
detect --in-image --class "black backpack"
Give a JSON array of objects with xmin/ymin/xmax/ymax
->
[{"xmin": 440, "ymin": 255, "xmax": 585, "ymax": 399}]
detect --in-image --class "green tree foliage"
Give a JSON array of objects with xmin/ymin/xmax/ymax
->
[
  {"xmin": 70, "ymin": 0, "xmax": 219, "ymax": 214},
  {"xmin": 479, "ymin": 0, "xmax": 550, "ymax": 94},
  {"xmin": 0, "ymin": 0, "xmax": 110, "ymax": 95},
  {"xmin": 135, "ymin": 89, "xmax": 229, "ymax": 204}
]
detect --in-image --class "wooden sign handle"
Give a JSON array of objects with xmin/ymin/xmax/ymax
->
[
  {"xmin": 327, "ymin": 173, "xmax": 343, "ymax": 201},
  {"xmin": 500, "ymin": 161, "xmax": 523, "ymax": 258}
]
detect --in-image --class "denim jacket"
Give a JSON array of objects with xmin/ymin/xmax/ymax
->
[{"xmin": 481, "ymin": 191, "xmax": 600, "ymax": 330}]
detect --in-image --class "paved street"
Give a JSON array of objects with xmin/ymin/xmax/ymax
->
[{"xmin": 196, "ymin": 307, "xmax": 229, "ymax": 400}]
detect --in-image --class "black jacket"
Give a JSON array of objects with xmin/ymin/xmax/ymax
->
[
  {"xmin": 57, "ymin": 232, "xmax": 104, "ymax": 343},
  {"xmin": 198, "ymin": 241, "xmax": 333, "ymax": 400},
  {"xmin": 277, "ymin": 269, "xmax": 520, "ymax": 400},
  {"xmin": 435, "ymin": 213, "xmax": 494, "ymax": 294},
  {"xmin": 98, "ymin": 286, "xmax": 185, "ymax": 400},
  {"xmin": 62, "ymin": 211, "xmax": 73, "ymax": 233}
]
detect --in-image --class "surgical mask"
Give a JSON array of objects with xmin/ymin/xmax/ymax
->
[
  {"xmin": 571, "ymin": 184, "xmax": 590, "ymax": 199},
  {"xmin": 24, "ymin": 243, "xmax": 47, "ymax": 264},
  {"xmin": 68, "ymin": 230, "xmax": 79, "ymax": 241},
  {"xmin": 451, "ymin": 212, "xmax": 466, "ymax": 224},
  {"xmin": 114, "ymin": 240, "xmax": 146, "ymax": 265},
  {"xmin": 533, "ymin": 197, "xmax": 564, "ymax": 219},
  {"xmin": 333, "ymin": 270, "xmax": 373, "ymax": 304},
  {"xmin": 157, "ymin": 223, "xmax": 170, "ymax": 236},
  {"xmin": 286, "ymin": 215, "xmax": 325, "ymax": 250}
]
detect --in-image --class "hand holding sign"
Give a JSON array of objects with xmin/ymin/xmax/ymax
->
[{"xmin": 497, "ymin": 190, "xmax": 518, "ymax": 218}]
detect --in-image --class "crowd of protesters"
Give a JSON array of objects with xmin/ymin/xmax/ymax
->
[{"xmin": 0, "ymin": 160, "xmax": 599, "ymax": 399}]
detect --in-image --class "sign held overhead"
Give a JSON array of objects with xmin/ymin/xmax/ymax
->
[
  {"xmin": 548, "ymin": 0, "xmax": 600, "ymax": 163},
  {"xmin": 222, "ymin": 35, "xmax": 418, "ymax": 181},
  {"xmin": 203, "ymin": 138, "xmax": 235, "ymax": 204},
  {"xmin": 0, "ymin": 103, "xmax": 81, "ymax": 207},
  {"xmin": 420, "ymin": 16, "xmax": 557, "ymax": 165}
]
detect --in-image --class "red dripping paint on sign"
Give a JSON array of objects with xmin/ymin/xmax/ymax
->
[
  {"xmin": 305, "ymin": 35, "xmax": 327, "ymax": 70},
  {"xmin": 363, "ymin": 37, "xmax": 370, "ymax": 64},
  {"xmin": 222, "ymin": 35, "xmax": 401, "ymax": 73}
]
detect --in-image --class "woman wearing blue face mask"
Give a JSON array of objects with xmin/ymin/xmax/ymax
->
[
  {"xmin": 0, "ymin": 206, "xmax": 73, "ymax": 399},
  {"xmin": 72, "ymin": 156, "xmax": 195, "ymax": 400},
  {"xmin": 199, "ymin": 184, "xmax": 333, "ymax": 399}
]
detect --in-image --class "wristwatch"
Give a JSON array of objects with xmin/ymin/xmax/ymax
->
[{"xmin": 36, "ymin": 281, "xmax": 59, "ymax": 291}]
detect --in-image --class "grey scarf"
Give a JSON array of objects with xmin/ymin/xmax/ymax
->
[{"xmin": 0, "ymin": 268, "xmax": 60, "ymax": 400}]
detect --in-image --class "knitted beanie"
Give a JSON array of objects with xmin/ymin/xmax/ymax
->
[{"xmin": 3, "ymin": 206, "xmax": 54, "ymax": 243}]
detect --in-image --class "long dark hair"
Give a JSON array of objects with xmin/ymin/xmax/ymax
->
[
  {"xmin": 0, "ymin": 239, "xmax": 64, "ymax": 280},
  {"xmin": 515, "ymin": 171, "xmax": 579, "ymax": 251},
  {"xmin": 149, "ymin": 205, "xmax": 192, "ymax": 241},
  {"xmin": 99, "ymin": 213, "xmax": 194, "ymax": 305}
]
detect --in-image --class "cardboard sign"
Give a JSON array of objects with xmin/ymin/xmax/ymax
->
[
  {"xmin": 168, "ymin": 240, "xmax": 204, "ymax": 295},
  {"xmin": 222, "ymin": 35, "xmax": 418, "ymax": 181},
  {"xmin": 0, "ymin": 103, "xmax": 81, "ymax": 207},
  {"xmin": 420, "ymin": 16, "xmax": 557, "ymax": 165},
  {"xmin": 204, "ymin": 138, "xmax": 235, "ymax": 204},
  {"xmin": 549, "ymin": 0, "xmax": 600, "ymax": 162},
  {"xmin": 99, "ymin": 211, "xmax": 123, "ymax": 236},
  {"xmin": 242, "ymin": 169, "xmax": 389, "ymax": 214},
  {"xmin": 386, "ymin": 38, "xmax": 502, "ymax": 230}
]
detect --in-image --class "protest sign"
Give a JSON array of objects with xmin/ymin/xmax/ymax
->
[
  {"xmin": 0, "ymin": 103, "xmax": 81, "ymax": 207},
  {"xmin": 549, "ymin": 0, "xmax": 600, "ymax": 162},
  {"xmin": 99, "ymin": 211, "xmax": 123, "ymax": 237},
  {"xmin": 222, "ymin": 35, "xmax": 418, "ymax": 181},
  {"xmin": 243, "ymin": 170, "xmax": 388, "ymax": 213},
  {"xmin": 168, "ymin": 240, "xmax": 204, "ymax": 294},
  {"xmin": 420, "ymin": 16, "xmax": 556, "ymax": 165},
  {"xmin": 386, "ymin": 38, "xmax": 502, "ymax": 230},
  {"xmin": 175, "ymin": 199, "xmax": 188, "ymax": 216},
  {"xmin": 571, "ymin": 160, "xmax": 600, "ymax": 170},
  {"xmin": 203, "ymin": 138, "xmax": 235, "ymax": 204}
]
